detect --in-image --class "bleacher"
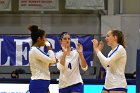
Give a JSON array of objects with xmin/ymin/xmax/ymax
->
[{"xmin": 0, "ymin": 66, "xmax": 97, "ymax": 79}]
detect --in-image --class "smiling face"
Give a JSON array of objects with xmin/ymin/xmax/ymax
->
[{"xmin": 105, "ymin": 30, "xmax": 117, "ymax": 47}]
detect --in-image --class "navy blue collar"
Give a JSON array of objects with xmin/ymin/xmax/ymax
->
[{"xmin": 108, "ymin": 45, "xmax": 119, "ymax": 58}]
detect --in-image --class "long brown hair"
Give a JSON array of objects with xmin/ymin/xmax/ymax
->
[{"xmin": 111, "ymin": 29, "xmax": 126, "ymax": 48}]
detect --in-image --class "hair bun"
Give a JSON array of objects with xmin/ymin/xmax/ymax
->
[{"xmin": 28, "ymin": 25, "xmax": 38, "ymax": 33}]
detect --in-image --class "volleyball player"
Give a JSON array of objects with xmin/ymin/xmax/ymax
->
[
  {"xmin": 28, "ymin": 25, "xmax": 56, "ymax": 93},
  {"xmin": 92, "ymin": 29, "xmax": 127, "ymax": 93},
  {"xmin": 56, "ymin": 32, "xmax": 88, "ymax": 93}
]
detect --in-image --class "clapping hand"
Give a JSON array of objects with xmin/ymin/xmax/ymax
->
[
  {"xmin": 45, "ymin": 41, "xmax": 52, "ymax": 50},
  {"xmin": 92, "ymin": 39, "xmax": 104, "ymax": 53},
  {"xmin": 77, "ymin": 43, "xmax": 83, "ymax": 54},
  {"xmin": 98, "ymin": 41, "xmax": 104, "ymax": 51},
  {"xmin": 92, "ymin": 39, "xmax": 98, "ymax": 49},
  {"xmin": 61, "ymin": 41, "xmax": 68, "ymax": 54}
]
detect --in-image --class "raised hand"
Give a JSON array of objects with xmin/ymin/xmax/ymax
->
[
  {"xmin": 77, "ymin": 43, "xmax": 83, "ymax": 53},
  {"xmin": 61, "ymin": 41, "xmax": 68, "ymax": 54},
  {"xmin": 92, "ymin": 39, "xmax": 104, "ymax": 53},
  {"xmin": 45, "ymin": 41, "xmax": 52, "ymax": 50},
  {"xmin": 98, "ymin": 41, "xmax": 104, "ymax": 51},
  {"xmin": 45, "ymin": 41, "xmax": 51, "ymax": 47},
  {"xmin": 92, "ymin": 39, "xmax": 99, "ymax": 49}
]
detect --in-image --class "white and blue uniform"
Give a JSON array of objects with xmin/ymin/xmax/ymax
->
[
  {"xmin": 97, "ymin": 45, "xmax": 127, "ymax": 90},
  {"xmin": 56, "ymin": 49, "xmax": 88, "ymax": 90},
  {"xmin": 29, "ymin": 46, "xmax": 56, "ymax": 80},
  {"xmin": 29, "ymin": 46, "xmax": 56, "ymax": 93}
]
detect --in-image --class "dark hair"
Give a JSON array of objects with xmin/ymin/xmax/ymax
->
[
  {"xmin": 59, "ymin": 32, "xmax": 69, "ymax": 40},
  {"xmin": 28, "ymin": 25, "xmax": 45, "ymax": 45},
  {"xmin": 111, "ymin": 29, "xmax": 126, "ymax": 48},
  {"xmin": 11, "ymin": 71, "xmax": 19, "ymax": 78}
]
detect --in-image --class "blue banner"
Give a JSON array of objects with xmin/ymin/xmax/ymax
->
[{"xmin": 0, "ymin": 35, "xmax": 93, "ymax": 66}]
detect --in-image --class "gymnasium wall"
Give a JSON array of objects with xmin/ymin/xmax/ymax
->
[
  {"xmin": 0, "ymin": 14, "xmax": 100, "ymax": 35},
  {"xmin": 0, "ymin": 14, "xmax": 101, "ymax": 79},
  {"xmin": 0, "ymin": 14, "xmax": 139, "ymax": 74},
  {"xmin": 101, "ymin": 14, "xmax": 140, "ymax": 73}
]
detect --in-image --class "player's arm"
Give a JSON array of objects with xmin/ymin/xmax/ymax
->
[
  {"xmin": 56, "ymin": 52, "xmax": 65, "ymax": 71},
  {"xmin": 97, "ymin": 48, "xmax": 125, "ymax": 69},
  {"xmin": 34, "ymin": 48, "xmax": 56, "ymax": 64},
  {"xmin": 77, "ymin": 43, "xmax": 88, "ymax": 71}
]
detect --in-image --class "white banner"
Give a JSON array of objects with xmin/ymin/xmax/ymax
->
[
  {"xmin": 19, "ymin": 0, "xmax": 59, "ymax": 11},
  {"xmin": 65, "ymin": 0, "xmax": 104, "ymax": 10},
  {"xmin": 0, "ymin": 0, "xmax": 11, "ymax": 11},
  {"xmin": 0, "ymin": 84, "xmax": 58, "ymax": 93}
]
